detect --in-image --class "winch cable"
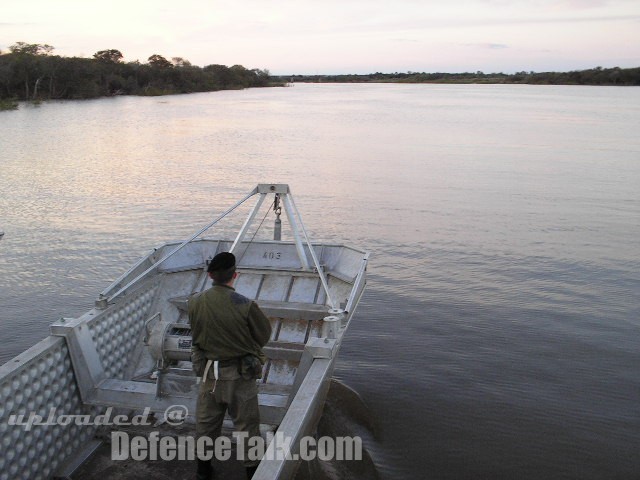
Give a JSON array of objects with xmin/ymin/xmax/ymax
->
[{"xmin": 236, "ymin": 198, "xmax": 277, "ymax": 266}]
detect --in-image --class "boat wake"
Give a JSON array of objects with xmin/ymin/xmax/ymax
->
[{"xmin": 294, "ymin": 379, "xmax": 381, "ymax": 480}]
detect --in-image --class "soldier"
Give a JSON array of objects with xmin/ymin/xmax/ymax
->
[{"xmin": 189, "ymin": 252, "xmax": 272, "ymax": 479}]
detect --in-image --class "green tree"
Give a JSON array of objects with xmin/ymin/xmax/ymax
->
[
  {"xmin": 9, "ymin": 42, "xmax": 54, "ymax": 56},
  {"xmin": 172, "ymin": 57, "xmax": 191, "ymax": 67},
  {"xmin": 147, "ymin": 54, "xmax": 172, "ymax": 69},
  {"xmin": 229, "ymin": 64, "xmax": 252, "ymax": 87},
  {"xmin": 3, "ymin": 43, "xmax": 55, "ymax": 99},
  {"xmin": 1, "ymin": 40, "xmax": 279, "ymax": 102},
  {"xmin": 93, "ymin": 49, "xmax": 123, "ymax": 63},
  {"xmin": 203, "ymin": 64, "xmax": 235, "ymax": 88}
]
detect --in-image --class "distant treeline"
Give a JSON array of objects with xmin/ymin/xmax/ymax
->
[
  {"xmin": 280, "ymin": 67, "xmax": 640, "ymax": 86},
  {"xmin": 0, "ymin": 42, "xmax": 276, "ymax": 107}
]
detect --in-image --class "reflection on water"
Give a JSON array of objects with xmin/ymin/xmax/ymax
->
[
  {"xmin": 1, "ymin": 84, "xmax": 639, "ymax": 479},
  {"xmin": 295, "ymin": 380, "xmax": 380, "ymax": 480}
]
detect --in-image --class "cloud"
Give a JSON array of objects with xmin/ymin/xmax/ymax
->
[
  {"xmin": 391, "ymin": 38, "xmax": 421, "ymax": 43},
  {"xmin": 357, "ymin": 14, "xmax": 640, "ymax": 33},
  {"xmin": 462, "ymin": 43, "xmax": 510, "ymax": 49},
  {"xmin": 2, "ymin": 0, "xmax": 638, "ymax": 73}
]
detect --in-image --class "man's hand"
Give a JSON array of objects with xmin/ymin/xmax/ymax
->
[{"xmin": 191, "ymin": 344, "xmax": 207, "ymax": 377}]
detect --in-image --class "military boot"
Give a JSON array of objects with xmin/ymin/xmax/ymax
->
[
  {"xmin": 245, "ymin": 465, "xmax": 258, "ymax": 479},
  {"xmin": 196, "ymin": 458, "xmax": 214, "ymax": 479}
]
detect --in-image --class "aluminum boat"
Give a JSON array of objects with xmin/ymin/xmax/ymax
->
[{"xmin": 0, "ymin": 184, "xmax": 369, "ymax": 480}]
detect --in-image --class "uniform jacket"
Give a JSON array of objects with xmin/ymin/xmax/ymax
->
[{"xmin": 189, "ymin": 284, "xmax": 272, "ymax": 374}]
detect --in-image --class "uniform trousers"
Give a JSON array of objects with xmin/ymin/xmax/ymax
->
[{"xmin": 196, "ymin": 364, "xmax": 261, "ymax": 468}]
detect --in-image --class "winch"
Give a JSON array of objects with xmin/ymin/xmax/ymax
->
[{"xmin": 147, "ymin": 320, "xmax": 193, "ymax": 366}]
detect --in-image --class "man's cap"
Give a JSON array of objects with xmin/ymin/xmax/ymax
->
[{"xmin": 208, "ymin": 252, "xmax": 236, "ymax": 273}]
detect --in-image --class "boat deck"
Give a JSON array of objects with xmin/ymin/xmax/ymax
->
[
  {"xmin": 69, "ymin": 426, "xmax": 250, "ymax": 480},
  {"xmin": 65, "ymin": 379, "xmax": 377, "ymax": 480},
  {"xmin": 0, "ymin": 214, "xmax": 368, "ymax": 480}
]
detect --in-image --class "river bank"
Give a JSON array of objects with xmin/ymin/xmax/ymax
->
[{"xmin": 280, "ymin": 65, "xmax": 640, "ymax": 86}]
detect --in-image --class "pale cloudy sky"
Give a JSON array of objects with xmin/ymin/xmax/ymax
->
[{"xmin": 1, "ymin": 0, "xmax": 638, "ymax": 74}]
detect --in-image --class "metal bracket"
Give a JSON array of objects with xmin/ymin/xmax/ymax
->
[
  {"xmin": 257, "ymin": 184, "xmax": 290, "ymax": 194},
  {"xmin": 50, "ymin": 317, "xmax": 106, "ymax": 402},
  {"xmin": 226, "ymin": 184, "xmax": 337, "ymax": 308}
]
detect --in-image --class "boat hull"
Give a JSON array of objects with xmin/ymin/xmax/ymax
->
[{"xmin": 0, "ymin": 238, "xmax": 368, "ymax": 479}]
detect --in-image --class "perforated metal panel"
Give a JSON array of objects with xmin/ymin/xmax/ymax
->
[
  {"xmin": 0, "ymin": 338, "xmax": 96, "ymax": 480},
  {"xmin": 0, "ymin": 282, "xmax": 158, "ymax": 479},
  {"xmin": 88, "ymin": 283, "xmax": 158, "ymax": 378}
]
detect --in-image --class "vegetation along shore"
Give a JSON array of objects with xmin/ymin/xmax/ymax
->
[
  {"xmin": 280, "ymin": 67, "xmax": 640, "ymax": 86},
  {"xmin": 1, "ymin": 41, "xmax": 638, "ymax": 111},
  {"xmin": 0, "ymin": 42, "xmax": 277, "ymax": 110}
]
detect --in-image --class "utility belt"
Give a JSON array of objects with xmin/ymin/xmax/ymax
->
[
  {"xmin": 214, "ymin": 357, "xmax": 241, "ymax": 368},
  {"xmin": 201, "ymin": 355, "xmax": 263, "ymax": 391}
]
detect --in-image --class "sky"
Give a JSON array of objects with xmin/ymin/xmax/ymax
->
[{"xmin": 1, "ymin": 0, "xmax": 639, "ymax": 74}]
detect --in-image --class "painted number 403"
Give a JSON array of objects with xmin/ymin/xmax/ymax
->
[{"xmin": 263, "ymin": 251, "xmax": 281, "ymax": 260}]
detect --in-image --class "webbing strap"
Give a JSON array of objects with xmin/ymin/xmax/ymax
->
[{"xmin": 201, "ymin": 359, "xmax": 219, "ymax": 393}]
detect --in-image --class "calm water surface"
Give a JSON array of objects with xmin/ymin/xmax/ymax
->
[{"xmin": 1, "ymin": 84, "xmax": 639, "ymax": 479}]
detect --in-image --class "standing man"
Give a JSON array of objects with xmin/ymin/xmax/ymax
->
[{"xmin": 189, "ymin": 252, "xmax": 272, "ymax": 480}]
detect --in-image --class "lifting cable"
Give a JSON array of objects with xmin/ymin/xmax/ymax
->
[{"xmin": 236, "ymin": 198, "xmax": 277, "ymax": 265}]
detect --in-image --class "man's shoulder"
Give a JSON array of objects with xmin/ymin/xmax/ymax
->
[
  {"xmin": 210, "ymin": 285, "xmax": 251, "ymax": 306},
  {"xmin": 229, "ymin": 290, "xmax": 251, "ymax": 306},
  {"xmin": 187, "ymin": 292, "xmax": 201, "ymax": 312},
  {"xmin": 189, "ymin": 285, "xmax": 253, "ymax": 308},
  {"xmin": 188, "ymin": 291, "xmax": 205, "ymax": 302}
]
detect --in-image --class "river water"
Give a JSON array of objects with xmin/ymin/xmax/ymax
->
[{"xmin": 1, "ymin": 83, "xmax": 639, "ymax": 479}]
